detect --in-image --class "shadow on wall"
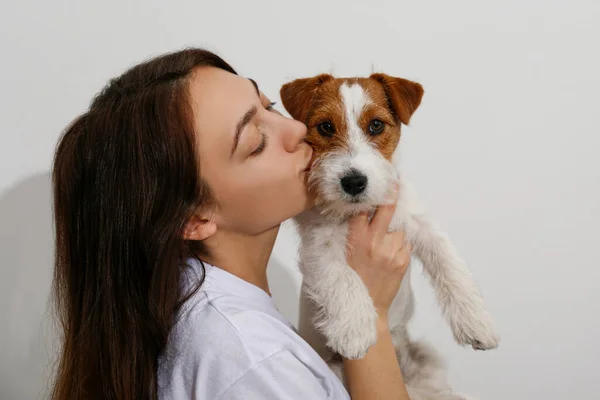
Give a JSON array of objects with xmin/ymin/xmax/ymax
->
[{"xmin": 0, "ymin": 172, "xmax": 58, "ymax": 400}]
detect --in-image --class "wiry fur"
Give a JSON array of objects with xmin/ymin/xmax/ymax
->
[{"xmin": 282, "ymin": 75, "xmax": 498, "ymax": 399}]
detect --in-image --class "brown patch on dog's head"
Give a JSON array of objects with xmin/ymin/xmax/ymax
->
[{"xmin": 280, "ymin": 73, "xmax": 424, "ymax": 162}]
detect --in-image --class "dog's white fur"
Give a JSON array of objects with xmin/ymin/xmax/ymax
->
[{"xmin": 293, "ymin": 82, "xmax": 498, "ymax": 399}]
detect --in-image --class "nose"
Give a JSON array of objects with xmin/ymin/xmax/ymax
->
[
  {"xmin": 340, "ymin": 169, "xmax": 368, "ymax": 196},
  {"xmin": 283, "ymin": 119, "xmax": 308, "ymax": 152}
]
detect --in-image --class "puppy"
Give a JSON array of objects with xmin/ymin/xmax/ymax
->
[{"xmin": 280, "ymin": 73, "xmax": 499, "ymax": 399}]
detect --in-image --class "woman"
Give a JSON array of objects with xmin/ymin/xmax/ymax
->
[{"xmin": 51, "ymin": 47, "xmax": 412, "ymax": 399}]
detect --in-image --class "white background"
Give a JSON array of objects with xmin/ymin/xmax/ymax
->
[{"xmin": 1, "ymin": 0, "xmax": 599, "ymax": 399}]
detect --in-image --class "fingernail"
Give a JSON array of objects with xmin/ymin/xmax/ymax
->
[{"xmin": 384, "ymin": 191, "xmax": 396, "ymax": 203}]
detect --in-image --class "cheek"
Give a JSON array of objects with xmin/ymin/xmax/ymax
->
[
  {"xmin": 228, "ymin": 168, "xmax": 307, "ymax": 232},
  {"xmin": 234, "ymin": 162, "xmax": 304, "ymax": 206}
]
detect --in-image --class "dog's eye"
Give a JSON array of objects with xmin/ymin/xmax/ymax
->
[
  {"xmin": 368, "ymin": 119, "xmax": 385, "ymax": 135},
  {"xmin": 317, "ymin": 121, "xmax": 335, "ymax": 137}
]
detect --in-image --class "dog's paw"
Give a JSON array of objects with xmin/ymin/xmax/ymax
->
[
  {"xmin": 318, "ymin": 305, "xmax": 379, "ymax": 359},
  {"xmin": 326, "ymin": 322, "xmax": 378, "ymax": 359},
  {"xmin": 452, "ymin": 310, "xmax": 499, "ymax": 351},
  {"xmin": 470, "ymin": 335, "xmax": 499, "ymax": 351}
]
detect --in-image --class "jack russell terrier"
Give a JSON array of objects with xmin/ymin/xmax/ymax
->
[{"xmin": 280, "ymin": 73, "xmax": 499, "ymax": 399}]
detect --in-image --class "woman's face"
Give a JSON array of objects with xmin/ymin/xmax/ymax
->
[{"xmin": 189, "ymin": 66, "xmax": 314, "ymax": 235}]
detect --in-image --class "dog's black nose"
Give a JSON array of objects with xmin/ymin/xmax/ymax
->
[{"xmin": 341, "ymin": 169, "xmax": 368, "ymax": 196}]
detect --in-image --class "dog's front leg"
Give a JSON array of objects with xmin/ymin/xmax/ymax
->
[
  {"xmin": 300, "ymin": 224, "xmax": 379, "ymax": 359},
  {"xmin": 410, "ymin": 213, "xmax": 499, "ymax": 350},
  {"xmin": 392, "ymin": 178, "xmax": 499, "ymax": 350}
]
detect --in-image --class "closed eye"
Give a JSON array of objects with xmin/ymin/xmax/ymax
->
[
  {"xmin": 247, "ymin": 102, "xmax": 277, "ymax": 157},
  {"xmin": 249, "ymin": 132, "xmax": 268, "ymax": 157}
]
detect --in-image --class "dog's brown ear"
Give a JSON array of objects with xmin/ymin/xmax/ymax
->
[
  {"xmin": 280, "ymin": 74, "xmax": 334, "ymax": 122},
  {"xmin": 370, "ymin": 73, "xmax": 424, "ymax": 125}
]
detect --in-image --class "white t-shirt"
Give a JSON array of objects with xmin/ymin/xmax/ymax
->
[{"xmin": 158, "ymin": 258, "xmax": 351, "ymax": 400}]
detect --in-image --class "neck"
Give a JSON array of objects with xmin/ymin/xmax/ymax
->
[{"xmin": 201, "ymin": 226, "xmax": 279, "ymax": 295}]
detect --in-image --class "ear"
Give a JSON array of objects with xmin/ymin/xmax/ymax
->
[
  {"xmin": 182, "ymin": 215, "xmax": 217, "ymax": 241},
  {"xmin": 280, "ymin": 74, "xmax": 334, "ymax": 122},
  {"xmin": 369, "ymin": 73, "xmax": 424, "ymax": 125}
]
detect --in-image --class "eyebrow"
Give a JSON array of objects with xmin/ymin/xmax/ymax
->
[{"xmin": 230, "ymin": 79, "xmax": 261, "ymax": 157}]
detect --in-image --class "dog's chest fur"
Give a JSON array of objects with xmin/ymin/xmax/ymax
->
[{"xmin": 294, "ymin": 180, "xmax": 417, "ymax": 349}]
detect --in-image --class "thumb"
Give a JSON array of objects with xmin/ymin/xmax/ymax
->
[
  {"xmin": 346, "ymin": 210, "xmax": 369, "ymax": 257},
  {"xmin": 347, "ymin": 210, "xmax": 369, "ymax": 236}
]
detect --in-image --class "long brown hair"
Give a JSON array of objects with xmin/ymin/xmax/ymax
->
[{"xmin": 50, "ymin": 48, "xmax": 236, "ymax": 399}]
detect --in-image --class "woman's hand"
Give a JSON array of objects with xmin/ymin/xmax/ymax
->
[{"xmin": 345, "ymin": 185, "xmax": 412, "ymax": 320}]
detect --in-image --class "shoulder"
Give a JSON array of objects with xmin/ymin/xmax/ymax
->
[
  {"xmin": 172, "ymin": 260, "xmax": 309, "ymax": 360},
  {"xmin": 157, "ymin": 291, "xmax": 255, "ymax": 395},
  {"xmin": 218, "ymin": 347, "xmax": 334, "ymax": 400},
  {"xmin": 158, "ymin": 292, "xmax": 325, "ymax": 399},
  {"xmin": 192, "ymin": 290, "xmax": 300, "ymax": 361}
]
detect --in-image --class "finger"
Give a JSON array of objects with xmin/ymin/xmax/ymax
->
[
  {"xmin": 347, "ymin": 211, "xmax": 369, "ymax": 238},
  {"xmin": 388, "ymin": 229, "xmax": 407, "ymax": 250},
  {"xmin": 396, "ymin": 240, "xmax": 412, "ymax": 256},
  {"xmin": 399, "ymin": 246, "xmax": 413, "ymax": 268},
  {"xmin": 391, "ymin": 242, "xmax": 412, "ymax": 270},
  {"xmin": 382, "ymin": 180, "xmax": 400, "ymax": 206},
  {"xmin": 400, "ymin": 241, "xmax": 413, "ymax": 259},
  {"xmin": 346, "ymin": 211, "xmax": 369, "ymax": 256},
  {"xmin": 369, "ymin": 186, "xmax": 399, "ymax": 235}
]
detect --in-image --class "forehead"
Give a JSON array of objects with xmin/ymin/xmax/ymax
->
[
  {"xmin": 320, "ymin": 78, "xmax": 388, "ymax": 102},
  {"xmin": 303, "ymin": 77, "xmax": 400, "ymax": 161},
  {"xmin": 187, "ymin": 67, "xmax": 257, "ymax": 155},
  {"xmin": 307, "ymin": 78, "xmax": 391, "ymax": 120},
  {"xmin": 188, "ymin": 67, "xmax": 252, "ymax": 117}
]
